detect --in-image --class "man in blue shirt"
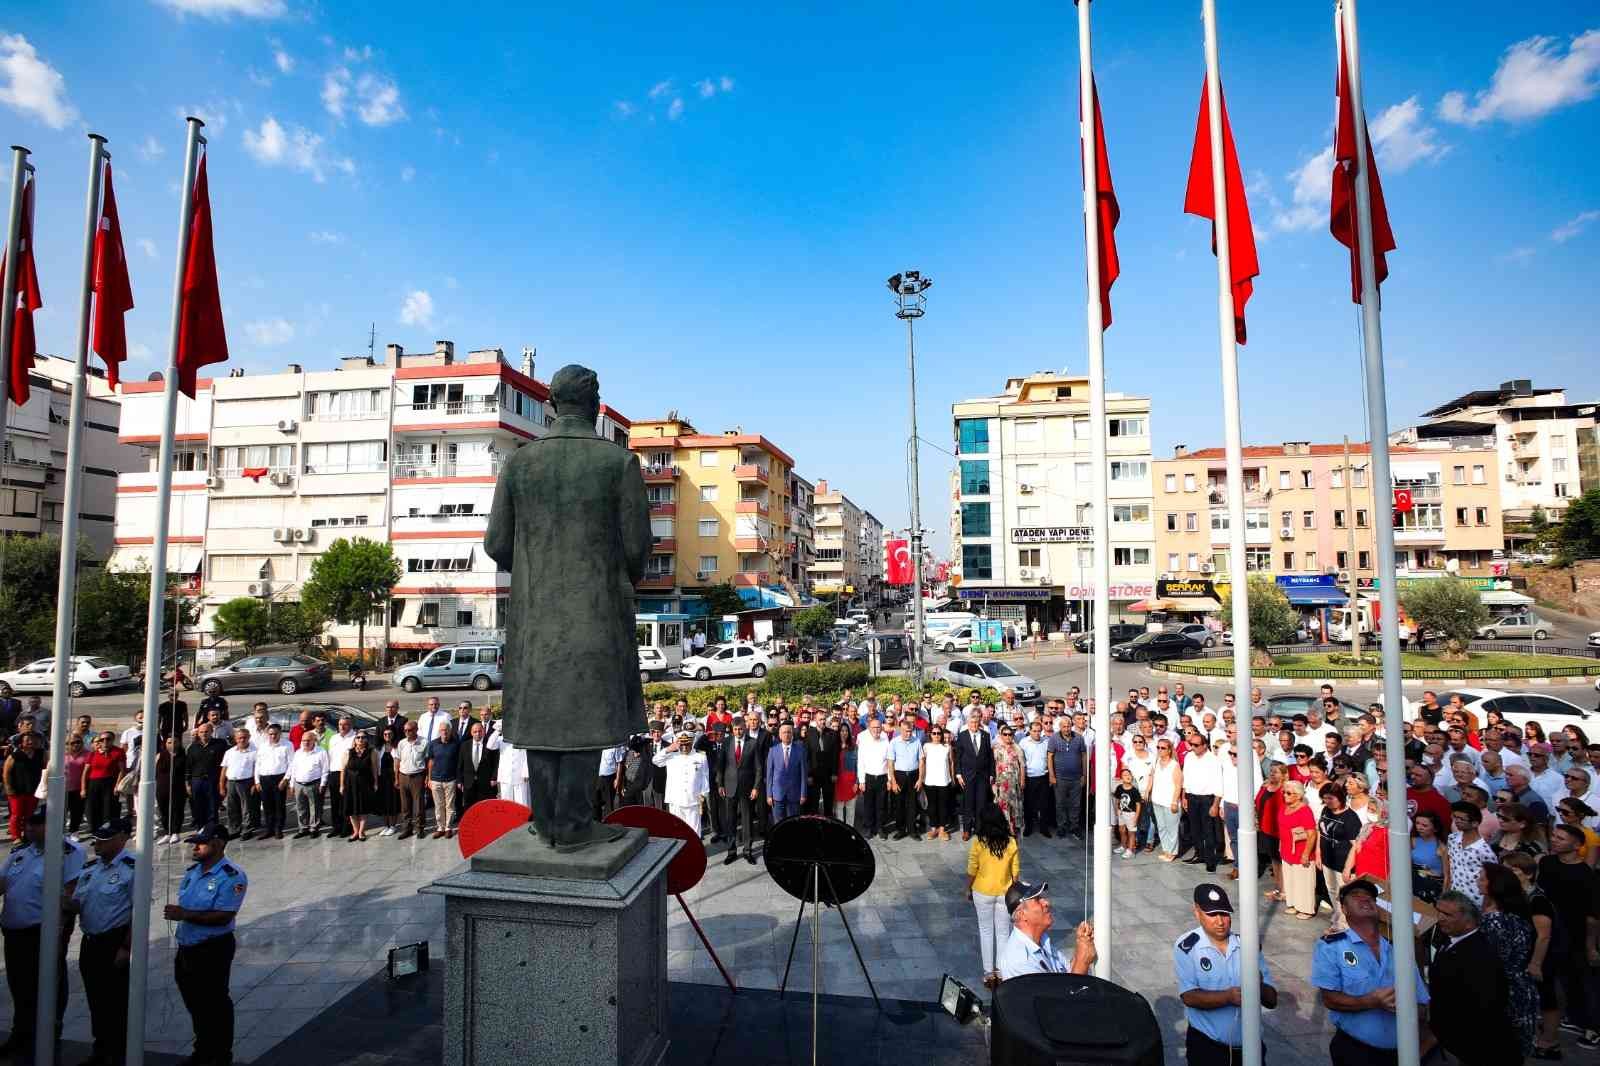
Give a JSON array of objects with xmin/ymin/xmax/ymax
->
[
  {"xmin": 1174, "ymin": 883, "xmax": 1276, "ymax": 1065},
  {"xmin": 887, "ymin": 720, "xmax": 923, "ymax": 840},
  {"xmin": 996, "ymin": 880, "xmax": 1096, "ymax": 980},
  {"xmin": 163, "ymin": 822, "xmax": 248, "ymax": 1066},
  {"xmin": 0, "ymin": 806, "xmax": 85, "ymax": 1055},
  {"xmin": 425, "ymin": 719, "xmax": 463, "ymax": 839},
  {"xmin": 1312, "ymin": 879, "xmax": 1433, "ymax": 1065},
  {"xmin": 1046, "ymin": 709, "xmax": 1087, "ymax": 841},
  {"xmin": 64, "ymin": 818, "xmax": 137, "ymax": 1064},
  {"xmin": 1019, "ymin": 719, "xmax": 1053, "ymax": 837}
]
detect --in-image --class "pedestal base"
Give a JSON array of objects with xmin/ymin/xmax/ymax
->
[{"xmin": 421, "ymin": 836, "xmax": 680, "ymax": 1066}]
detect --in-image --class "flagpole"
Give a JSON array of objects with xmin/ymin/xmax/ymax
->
[
  {"xmin": 126, "ymin": 116, "xmax": 205, "ymax": 1066},
  {"xmin": 1340, "ymin": 3, "xmax": 1420, "ymax": 1062},
  {"xmin": 1199, "ymin": 3, "xmax": 1261, "ymax": 1061},
  {"xmin": 0, "ymin": 145, "xmax": 31, "ymax": 597},
  {"xmin": 34, "ymin": 132, "xmax": 108, "ymax": 1066},
  {"xmin": 1073, "ymin": 0, "xmax": 1113, "ymax": 980}
]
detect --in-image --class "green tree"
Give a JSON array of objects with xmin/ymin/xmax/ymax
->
[
  {"xmin": 698, "ymin": 581, "xmax": 746, "ymax": 619},
  {"xmin": 269, "ymin": 600, "xmax": 328, "ymax": 648},
  {"xmin": 74, "ymin": 568, "xmax": 154, "ymax": 665},
  {"xmin": 1399, "ymin": 576, "xmax": 1489, "ymax": 660},
  {"xmin": 212, "ymin": 597, "xmax": 272, "ymax": 649},
  {"xmin": 793, "ymin": 605, "xmax": 836, "ymax": 641},
  {"xmin": 0, "ymin": 534, "xmax": 88, "ymax": 664},
  {"xmin": 1529, "ymin": 506, "xmax": 1549, "ymax": 532},
  {"xmin": 300, "ymin": 537, "xmax": 402, "ymax": 664},
  {"xmin": 1218, "ymin": 575, "xmax": 1300, "ymax": 667},
  {"xmin": 1555, "ymin": 489, "xmax": 1600, "ymax": 564}
]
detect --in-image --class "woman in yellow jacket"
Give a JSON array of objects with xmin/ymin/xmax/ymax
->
[{"xmin": 966, "ymin": 802, "xmax": 1020, "ymax": 989}]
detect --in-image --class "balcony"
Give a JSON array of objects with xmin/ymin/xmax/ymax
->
[
  {"xmin": 1511, "ymin": 436, "xmax": 1539, "ymax": 457},
  {"xmin": 734, "ymin": 464, "xmax": 770, "ymax": 483},
  {"xmin": 734, "ymin": 537, "xmax": 764, "ymax": 552},
  {"xmin": 397, "ymin": 398, "xmax": 500, "ymax": 419},
  {"xmin": 392, "ymin": 458, "xmax": 501, "ymax": 480},
  {"xmin": 641, "ymin": 464, "xmax": 679, "ymax": 483},
  {"xmin": 1394, "ymin": 525, "xmax": 1446, "ymax": 544},
  {"xmin": 649, "ymin": 502, "xmax": 677, "ymax": 517},
  {"xmin": 736, "ymin": 500, "xmax": 769, "ymax": 516},
  {"xmin": 732, "ymin": 571, "xmax": 768, "ymax": 587},
  {"xmin": 651, "ymin": 538, "xmax": 676, "ymax": 553},
  {"xmin": 638, "ymin": 572, "xmax": 675, "ymax": 590}
]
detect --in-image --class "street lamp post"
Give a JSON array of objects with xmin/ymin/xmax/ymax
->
[{"xmin": 888, "ymin": 271, "xmax": 931, "ymax": 688}]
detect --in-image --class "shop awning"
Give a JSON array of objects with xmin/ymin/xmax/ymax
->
[
  {"xmin": 1282, "ymin": 586, "xmax": 1352, "ymax": 606},
  {"xmin": 1480, "ymin": 589, "xmax": 1534, "ymax": 607},
  {"xmin": 106, "ymin": 545, "xmax": 203, "ymax": 574},
  {"xmin": 1141, "ymin": 595, "xmax": 1221, "ymax": 613}
]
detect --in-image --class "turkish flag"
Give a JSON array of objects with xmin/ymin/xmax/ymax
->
[
  {"xmin": 3, "ymin": 177, "xmax": 43, "ymax": 406},
  {"xmin": 886, "ymin": 538, "xmax": 914, "ymax": 586},
  {"xmin": 1330, "ymin": 31, "xmax": 1395, "ymax": 304},
  {"xmin": 1081, "ymin": 77, "xmax": 1120, "ymax": 329},
  {"xmin": 1183, "ymin": 75, "xmax": 1259, "ymax": 345},
  {"xmin": 174, "ymin": 152, "xmax": 228, "ymax": 398},
  {"xmin": 1393, "ymin": 488, "xmax": 1414, "ymax": 513},
  {"xmin": 92, "ymin": 162, "xmax": 135, "ymax": 390}
]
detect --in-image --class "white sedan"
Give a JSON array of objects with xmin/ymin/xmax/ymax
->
[
  {"xmin": 679, "ymin": 643, "xmax": 773, "ymax": 681},
  {"xmin": 1588, "ymin": 630, "xmax": 1600, "ymax": 650},
  {"xmin": 0, "ymin": 656, "xmax": 133, "ymax": 699},
  {"xmin": 1407, "ymin": 687, "xmax": 1597, "ymax": 737}
]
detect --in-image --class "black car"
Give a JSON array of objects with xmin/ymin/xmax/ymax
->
[
  {"xmin": 229, "ymin": 702, "xmax": 389, "ymax": 741},
  {"xmin": 1110, "ymin": 631, "xmax": 1201, "ymax": 662},
  {"xmin": 1075, "ymin": 624, "xmax": 1150, "ymax": 653},
  {"xmin": 834, "ymin": 633, "xmax": 910, "ymax": 671},
  {"xmin": 198, "ymin": 653, "xmax": 334, "ymax": 696}
]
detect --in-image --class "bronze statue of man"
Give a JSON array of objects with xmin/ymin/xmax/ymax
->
[{"xmin": 485, "ymin": 365, "xmax": 651, "ymax": 851}]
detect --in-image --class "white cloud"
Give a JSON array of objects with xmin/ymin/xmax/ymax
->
[
  {"xmin": 613, "ymin": 100, "xmax": 636, "ymax": 118},
  {"xmin": 343, "ymin": 44, "xmax": 373, "ymax": 62},
  {"xmin": 137, "ymin": 238, "xmax": 158, "ymax": 259},
  {"xmin": 244, "ymin": 317, "xmax": 295, "ymax": 346},
  {"xmin": 153, "ymin": 0, "xmax": 285, "ymax": 16},
  {"xmin": 720, "ymin": 75, "xmax": 734, "ymax": 93},
  {"xmin": 308, "ymin": 229, "xmax": 343, "ymax": 244},
  {"xmin": 1440, "ymin": 30, "xmax": 1600, "ymax": 125},
  {"xmin": 399, "ymin": 290, "xmax": 434, "ymax": 328},
  {"xmin": 400, "ymin": 165, "xmax": 415, "ymax": 182},
  {"xmin": 354, "ymin": 73, "xmax": 404, "ymax": 125},
  {"xmin": 246, "ymin": 68, "xmax": 273, "ymax": 88},
  {"xmin": 242, "ymin": 116, "xmax": 354, "ymax": 182},
  {"xmin": 648, "ymin": 80, "xmax": 674, "ymax": 99},
  {"xmin": 1552, "ymin": 209, "xmax": 1600, "ymax": 243},
  {"xmin": 696, "ymin": 78, "xmax": 717, "ymax": 99},
  {"xmin": 1273, "ymin": 145, "xmax": 1333, "ymax": 233},
  {"xmin": 272, "ymin": 46, "xmax": 294, "ymax": 74},
  {"xmin": 176, "ymin": 100, "xmax": 231, "ymax": 136},
  {"xmin": 1500, "ymin": 246, "xmax": 1537, "ymax": 264},
  {"xmin": 667, "ymin": 97, "xmax": 684, "ymax": 121},
  {"xmin": 321, "ymin": 68, "xmax": 350, "ymax": 119},
  {"xmin": 137, "ymin": 135, "xmax": 164, "ymax": 161},
  {"xmin": 1271, "ymin": 97, "xmax": 1444, "ymax": 233},
  {"xmin": 0, "ymin": 34, "xmax": 77, "ymax": 129},
  {"xmin": 128, "ymin": 342, "xmax": 153, "ymax": 363}
]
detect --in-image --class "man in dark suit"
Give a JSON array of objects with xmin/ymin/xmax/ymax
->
[
  {"xmin": 745, "ymin": 710, "xmax": 774, "ymax": 838},
  {"xmin": 805, "ymin": 715, "xmax": 842, "ymax": 819},
  {"xmin": 765, "ymin": 723, "xmax": 808, "ymax": 824},
  {"xmin": 716, "ymin": 717, "xmax": 764, "ymax": 865},
  {"xmin": 954, "ymin": 708, "xmax": 994, "ymax": 841},
  {"xmin": 459, "ymin": 721, "xmax": 500, "ymax": 810},
  {"xmin": 378, "ymin": 700, "xmax": 407, "ymax": 738},
  {"xmin": 1422, "ymin": 891, "xmax": 1515, "ymax": 1064}
]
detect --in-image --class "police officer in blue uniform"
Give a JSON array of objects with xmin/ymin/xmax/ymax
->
[
  {"xmin": 62, "ymin": 817, "xmax": 137, "ymax": 1066},
  {"xmin": 1311, "ymin": 879, "xmax": 1434, "ymax": 1066},
  {"xmin": 0, "ymin": 806, "xmax": 85, "ymax": 1056},
  {"xmin": 1174, "ymin": 883, "xmax": 1277, "ymax": 1065},
  {"xmin": 163, "ymin": 823, "xmax": 248, "ymax": 1066}
]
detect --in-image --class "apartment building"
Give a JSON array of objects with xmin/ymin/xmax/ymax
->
[
  {"xmin": 1, "ymin": 355, "xmax": 142, "ymax": 556},
  {"xmin": 949, "ymin": 371, "xmax": 1156, "ymax": 631},
  {"xmin": 807, "ymin": 480, "xmax": 884, "ymax": 601},
  {"xmin": 109, "ymin": 341, "xmax": 630, "ymax": 657},
  {"xmin": 787, "ymin": 471, "xmax": 816, "ymax": 595},
  {"xmin": 1150, "ymin": 441, "xmax": 1504, "ymax": 594},
  {"xmin": 627, "ymin": 416, "xmax": 795, "ymax": 613},
  {"xmin": 1392, "ymin": 379, "xmax": 1598, "ymax": 523}
]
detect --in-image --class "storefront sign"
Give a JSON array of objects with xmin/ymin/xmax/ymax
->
[
  {"xmin": 956, "ymin": 587, "xmax": 1053, "ymax": 600},
  {"xmin": 1156, "ymin": 578, "xmax": 1217, "ymax": 599},
  {"xmin": 1275, "ymin": 575, "xmax": 1339, "ymax": 590},
  {"xmin": 1010, "ymin": 526, "xmax": 1094, "ymax": 544},
  {"xmin": 956, "ymin": 580, "xmax": 1155, "ymax": 601}
]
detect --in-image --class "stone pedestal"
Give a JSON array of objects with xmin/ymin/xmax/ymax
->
[{"xmin": 421, "ymin": 830, "xmax": 681, "ymax": 1066}]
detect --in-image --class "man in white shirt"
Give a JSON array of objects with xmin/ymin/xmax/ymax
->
[
  {"xmin": 326, "ymin": 717, "xmax": 358, "ymax": 839},
  {"xmin": 653, "ymin": 731, "xmax": 710, "ymax": 834},
  {"xmin": 219, "ymin": 729, "xmax": 258, "ymax": 840},
  {"xmin": 119, "ymin": 711, "xmax": 144, "ymax": 753},
  {"xmin": 1181, "ymin": 733, "xmax": 1223, "ymax": 873},
  {"xmin": 253, "ymin": 723, "xmax": 293, "ymax": 839},
  {"xmin": 413, "ymin": 697, "xmax": 449, "ymax": 761},
  {"xmin": 242, "ymin": 702, "xmax": 273, "ymax": 750},
  {"xmin": 996, "ymin": 881, "xmax": 1095, "ymax": 981},
  {"xmin": 855, "ymin": 719, "xmax": 892, "ymax": 839},
  {"xmin": 596, "ymin": 743, "xmax": 626, "ymax": 821},
  {"xmin": 289, "ymin": 733, "xmax": 330, "ymax": 837},
  {"xmin": 394, "ymin": 720, "xmax": 429, "ymax": 839}
]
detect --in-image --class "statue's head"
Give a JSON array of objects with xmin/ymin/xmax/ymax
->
[{"xmin": 550, "ymin": 364, "xmax": 600, "ymax": 424}]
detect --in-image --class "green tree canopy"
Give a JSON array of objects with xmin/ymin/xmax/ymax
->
[
  {"xmin": 1399, "ymin": 576, "xmax": 1489, "ymax": 658},
  {"xmin": 212, "ymin": 597, "xmax": 273, "ymax": 648},
  {"xmin": 793, "ymin": 605, "xmax": 836, "ymax": 640},
  {"xmin": 698, "ymin": 581, "xmax": 746, "ymax": 619},
  {"xmin": 300, "ymin": 537, "xmax": 401, "ymax": 662},
  {"xmin": 1555, "ymin": 489, "xmax": 1600, "ymax": 564},
  {"xmin": 1218, "ymin": 575, "xmax": 1300, "ymax": 663},
  {"xmin": 268, "ymin": 600, "xmax": 328, "ymax": 648}
]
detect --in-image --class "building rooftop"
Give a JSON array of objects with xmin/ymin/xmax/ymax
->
[{"xmin": 1422, "ymin": 379, "xmax": 1565, "ymax": 417}]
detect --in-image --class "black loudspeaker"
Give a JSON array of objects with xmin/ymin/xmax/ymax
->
[{"xmin": 991, "ymin": 973, "xmax": 1163, "ymax": 1066}]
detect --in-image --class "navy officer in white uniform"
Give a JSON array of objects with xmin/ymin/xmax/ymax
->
[
  {"xmin": 1174, "ymin": 882, "xmax": 1277, "ymax": 1065},
  {"xmin": 164, "ymin": 822, "xmax": 248, "ymax": 1066},
  {"xmin": 996, "ymin": 880, "xmax": 1097, "ymax": 980}
]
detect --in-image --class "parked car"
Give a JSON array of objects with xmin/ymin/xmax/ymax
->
[
  {"xmin": 846, "ymin": 611, "xmax": 872, "ymax": 627},
  {"xmin": 1167, "ymin": 623, "xmax": 1218, "ymax": 648},
  {"xmin": 834, "ymin": 633, "xmax": 910, "ymax": 670},
  {"xmin": 679, "ymin": 643, "xmax": 773, "ymax": 681},
  {"xmin": 394, "ymin": 642, "xmax": 504, "ymax": 693},
  {"xmin": 1476, "ymin": 611, "xmax": 1551, "ymax": 641},
  {"xmin": 937, "ymin": 659, "xmax": 1041, "ymax": 703},
  {"xmin": 233, "ymin": 702, "xmax": 387, "ymax": 740},
  {"xmin": 1589, "ymin": 630, "xmax": 1600, "ymax": 650},
  {"xmin": 1111, "ymin": 632, "xmax": 1202, "ymax": 663},
  {"xmin": 638, "ymin": 646, "xmax": 670, "ymax": 685},
  {"xmin": 198, "ymin": 653, "xmax": 333, "ymax": 696},
  {"xmin": 932, "ymin": 622, "xmax": 976, "ymax": 653},
  {"xmin": 0, "ymin": 656, "xmax": 133, "ymax": 699},
  {"xmin": 1262, "ymin": 693, "xmax": 1370, "ymax": 724},
  {"xmin": 1072, "ymin": 624, "xmax": 1147, "ymax": 653},
  {"xmin": 1407, "ymin": 687, "xmax": 1595, "ymax": 736}
]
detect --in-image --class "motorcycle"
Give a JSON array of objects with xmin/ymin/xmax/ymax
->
[{"xmin": 349, "ymin": 664, "xmax": 369, "ymax": 690}]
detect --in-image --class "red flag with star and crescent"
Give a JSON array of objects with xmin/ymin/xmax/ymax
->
[
  {"xmin": 1183, "ymin": 75, "xmax": 1259, "ymax": 345},
  {"xmin": 1330, "ymin": 26, "xmax": 1396, "ymax": 304},
  {"xmin": 174, "ymin": 151, "xmax": 229, "ymax": 398},
  {"xmin": 92, "ymin": 161, "xmax": 135, "ymax": 390},
  {"xmin": 886, "ymin": 539, "xmax": 913, "ymax": 586},
  {"xmin": 1082, "ymin": 76, "xmax": 1121, "ymax": 329},
  {"xmin": 4, "ymin": 176, "xmax": 44, "ymax": 406}
]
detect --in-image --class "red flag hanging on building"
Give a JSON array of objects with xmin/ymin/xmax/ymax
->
[
  {"xmin": 1183, "ymin": 76, "xmax": 1259, "ymax": 344},
  {"xmin": 174, "ymin": 152, "xmax": 228, "ymax": 398},
  {"xmin": 1082, "ymin": 76, "xmax": 1121, "ymax": 329},
  {"xmin": 91, "ymin": 161, "xmax": 135, "ymax": 390},
  {"xmin": 885, "ymin": 539, "xmax": 914, "ymax": 586},
  {"xmin": 1330, "ymin": 29, "xmax": 1395, "ymax": 304},
  {"xmin": 4, "ymin": 176, "xmax": 44, "ymax": 406}
]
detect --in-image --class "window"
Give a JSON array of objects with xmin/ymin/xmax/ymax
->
[
  {"xmin": 1476, "ymin": 507, "xmax": 1489, "ymax": 525},
  {"xmin": 1108, "ymin": 417, "xmax": 1145, "ymax": 437},
  {"xmin": 1299, "ymin": 469, "xmax": 1312, "ymax": 489},
  {"xmin": 2, "ymin": 487, "xmax": 37, "ymax": 517},
  {"xmin": 698, "ymin": 518, "xmax": 719, "ymax": 537},
  {"xmin": 1113, "ymin": 547, "xmax": 1149, "ymax": 566},
  {"xmin": 1183, "ymin": 474, "xmax": 1197, "ymax": 492},
  {"xmin": 1471, "ymin": 464, "xmax": 1486, "ymax": 484},
  {"xmin": 1111, "ymin": 503, "xmax": 1150, "ymax": 523},
  {"xmin": 957, "ymin": 419, "xmax": 989, "ymax": 454},
  {"xmin": 1354, "ymin": 467, "xmax": 1367, "ymax": 488},
  {"xmin": 1110, "ymin": 460, "xmax": 1147, "ymax": 482},
  {"xmin": 1211, "ymin": 512, "xmax": 1230, "ymax": 532},
  {"xmin": 1211, "ymin": 551, "xmax": 1229, "ymax": 574},
  {"xmin": 1072, "ymin": 416, "xmax": 1089, "ymax": 440},
  {"xmin": 1165, "ymin": 513, "xmax": 1178, "ymax": 532},
  {"xmin": 307, "ymin": 389, "xmax": 385, "ymax": 420},
  {"xmin": 1452, "ymin": 465, "xmax": 1466, "ymax": 485},
  {"xmin": 455, "ymin": 606, "xmax": 475, "ymax": 627},
  {"xmin": 1331, "ymin": 468, "xmax": 1344, "ymax": 489},
  {"xmin": 1455, "ymin": 507, "xmax": 1469, "ymax": 525},
  {"xmin": 1245, "ymin": 549, "xmax": 1271, "ymax": 571},
  {"xmin": 1018, "ymin": 548, "xmax": 1041, "ymax": 567},
  {"xmin": 1075, "ymin": 503, "xmax": 1093, "ymax": 523},
  {"xmin": 1283, "ymin": 551, "xmax": 1295, "ymax": 570},
  {"xmin": 214, "ymin": 444, "xmax": 294, "ymax": 473},
  {"xmin": 1303, "ymin": 510, "xmax": 1315, "ymax": 529},
  {"xmin": 1355, "ymin": 509, "xmax": 1369, "ymax": 528},
  {"xmin": 1015, "ymin": 419, "xmax": 1041, "ymax": 443},
  {"xmin": 1358, "ymin": 551, "xmax": 1371, "ymax": 569},
  {"xmin": 1245, "ymin": 510, "xmax": 1270, "ymax": 532},
  {"xmin": 1015, "ymin": 462, "xmax": 1040, "ymax": 486},
  {"xmin": 1334, "ymin": 509, "xmax": 1347, "ymax": 529},
  {"xmin": 960, "ymin": 460, "xmax": 991, "ymax": 494},
  {"xmin": 699, "ymin": 485, "xmax": 718, "ymax": 502},
  {"xmin": 1017, "ymin": 505, "xmax": 1041, "ymax": 525},
  {"xmin": 1077, "ymin": 547, "xmax": 1094, "ymax": 568},
  {"xmin": 961, "ymin": 502, "xmax": 992, "ymax": 536},
  {"xmin": 1280, "ymin": 510, "xmax": 1293, "ymax": 529},
  {"xmin": 417, "ymin": 602, "xmax": 440, "ymax": 627},
  {"xmin": 406, "ymin": 552, "xmax": 472, "ymax": 573},
  {"xmin": 1336, "ymin": 551, "xmax": 1349, "ymax": 569},
  {"xmin": 1187, "ymin": 552, "xmax": 1200, "ymax": 571},
  {"xmin": 1304, "ymin": 551, "xmax": 1317, "ymax": 570},
  {"xmin": 1075, "ymin": 462, "xmax": 1092, "ymax": 485},
  {"xmin": 646, "ymin": 485, "xmax": 674, "ymax": 504},
  {"xmin": 309, "ymin": 514, "xmax": 372, "ymax": 528},
  {"xmin": 1556, "ymin": 483, "xmax": 1571, "ymax": 498},
  {"xmin": 1164, "ymin": 474, "xmax": 1177, "ymax": 493},
  {"xmin": 303, "ymin": 440, "xmax": 387, "ymax": 474},
  {"xmin": 1167, "ymin": 553, "xmax": 1180, "ymax": 571},
  {"xmin": 961, "ymin": 544, "xmax": 993, "ymax": 580},
  {"xmin": 697, "ymin": 556, "xmax": 718, "ymax": 575},
  {"xmin": 1278, "ymin": 470, "xmax": 1291, "ymax": 490},
  {"xmin": 174, "ymin": 449, "xmax": 207, "ymax": 471},
  {"xmin": 1186, "ymin": 512, "xmax": 1198, "ymax": 532},
  {"xmin": 1554, "ymin": 458, "xmax": 1569, "ymax": 474}
]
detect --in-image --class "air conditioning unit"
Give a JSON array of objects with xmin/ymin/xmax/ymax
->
[
  {"xmin": 696, "ymin": 570, "xmax": 712, "ymax": 581},
  {"xmin": 270, "ymin": 471, "xmax": 294, "ymax": 486},
  {"xmin": 247, "ymin": 582, "xmax": 270, "ymax": 596},
  {"xmin": 277, "ymin": 418, "xmax": 298, "ymax": 433},
  {"xmin": 1279, "ymin": 526, "xmax": 1294, "ymax": 538},
  {"xmin": 1200, "ymin": 562, "xmax": 1215, "ymax": 574},
  {"xmin": 1018, "ymin": 484, "xmax": 1034, "ymax": 494},
  {"xmin": 1018, "ymin": 567, "xmax": 1033, "ymax": 579},
  {"xmin": 271, "ymin": 527, "xmax": 290, "ymax": 542},
  {"xmin": 1036, "ymin": 574, "xmax": 1051, "ymax": 586},
  {"xmin": 205, "ymin": 475, "xmax": 222, "ymax": 489},
  {"xmin": 291, "ymin": 527, "xmax": 311, "ymax": 543},
  {"xmin": 1336, "ymin": 569, "xmax": 1351, "ymax": 583}
]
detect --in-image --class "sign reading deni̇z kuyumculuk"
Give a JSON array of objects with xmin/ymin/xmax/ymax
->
[{"xmin": 1010, "ymin": 526, "xmax": 1093, "ymax": 544}]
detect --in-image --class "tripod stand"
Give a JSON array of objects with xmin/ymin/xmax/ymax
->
[{"xmin": 779, "ymin": 858, "xmax": 882, "ymax": 1009}]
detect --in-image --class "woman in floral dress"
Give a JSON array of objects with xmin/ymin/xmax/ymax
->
[
  {"xmin": 1479, "ymin": 863, "xmax": 1540, "ymax": 1059},
  {"xmin": 992, "ymin": 725, "xmax": 1025, "ymax": 836}
]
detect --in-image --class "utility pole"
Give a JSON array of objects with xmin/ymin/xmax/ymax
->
[
  {"xmin": 888, "ymin": 271, "xmax": 931, "ymax": 689},
  {"xmin": 1343, "ymin": 435, "xmax": 1360, "ymax": 658}
]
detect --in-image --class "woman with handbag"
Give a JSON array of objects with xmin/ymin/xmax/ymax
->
[{"xmin": 82, "ymin": 732, "xmax": 126, "ymax": 831}]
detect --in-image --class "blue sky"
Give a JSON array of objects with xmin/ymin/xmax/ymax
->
[{"xmin": 3, "ymin": 1, "xmax": 1597, "ymax": 555}]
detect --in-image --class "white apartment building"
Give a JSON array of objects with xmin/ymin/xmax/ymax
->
[
  {"xmin": 109, "ymin": 341, "xmax": 630, "ymax": 659},
  {"xmin": 950, "ymin": 371, "xmax": 1155, "ymax": 632},
  {"xmin": 1, "ymin": 355, "xmax": 141, "ymax": 556},
  {"xmin": 1392, "ymin": 379, "xmax": 1599, "ymax": 524},
  {"xmin": 807, "ymin": 479, "xmax": 885, "ymax": 601},
  {"xmin": 787, "ymin": 471, "xmax": 816, "ymax": 595}
]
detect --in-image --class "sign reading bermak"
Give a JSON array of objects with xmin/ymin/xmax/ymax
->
[
  {"xmin": 1156, "ymin": 578, "xmax": 1217, "ymax": 599},
  {"xmin": 1010, "ymin": 526, "xmax": 1094, "ymax": 544}
]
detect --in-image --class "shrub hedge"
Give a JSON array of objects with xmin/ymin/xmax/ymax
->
[{"xmin": 642, "ymin": 662, "xmax": 971, "ymax": 716}]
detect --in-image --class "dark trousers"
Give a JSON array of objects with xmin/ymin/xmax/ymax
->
[
  {"xmin": 188, "ymin": 777, "xmax": 218, "ymax": 828},
  {"xmin": 893, "ymin": 770, "xmax": 919, "ymax": 834},
  {"xmin": 861, "ymin": 775, "xmax": 889, "ymax": 836},
  {"xmin": 398, "ymin": 772, "xmax": 426, "ymax": 834},
  {"xmin": 925, "ymin": 784, "xmax": 950, "ymax": 831},
  {"xmin": 1185, "ymin": 794, "xmax": 1219, "ymax": 868},
  {"xmin": 1053, "ymin": 775, "xmax": 1083, "ymax": 836},
  {"xmin": 3, "ymin": 921, "xmax": 72, "ymax": 1042},
  {"xmin": 86, "ymin": 777, "xmax": 119, "ymax": 833},
  {"xmin": 959, "ymin": 775, "xmax": 991, "ymax": 831},
  {"xmin": 246, "ymin": 779, "xmax": 262, "ymax": 831},
  {"xmin": 1187, "ymin": 1027, "xmax": 1258, "ymax": 1066},
  {"xmin": 327, "ymin": 773, "xmax": 346, "ymax": 835},
  {"xmin": 593, "ymin": 776, "xmax": 616, "ymax": 822},
  {"xmin": 1329, "ymin": 1028, "xmax": 1397, "ymax": 1066},
  {"xmin": 723, "ymin": 790, "xmax": 757, "ymax": 854},
  {"xmin": 811, "ymin": 776, "xmax": 836, "ymax": 819},
  {"xmin": 175, "ymin": 933, "xmax": 235, "ymax": 1063},
  {"xmin": 771, "ymin": 797, "xmax": 800, "ymax": 823},
  {"xmin": 81, "ymin": 926, "xmax": 130, "ymax": 1059},
  {"xmin": 259, "ymin": 774, "xmax": 286, "ymax": 835},
  {"xmin": 526, "ymin": 749, "xmax": 602, "ymax": 847},
  {"xmin": 66, "ymin": 789, "xmax": 86, "ymax": 833},
  {"xmin": 224, "ymin": 779, "xmax": 253, "ymax": 835},
  {"xmin": 1023, "ymin": 774, "xmax": 1052, "ymax": 833}
]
